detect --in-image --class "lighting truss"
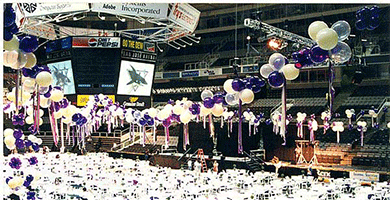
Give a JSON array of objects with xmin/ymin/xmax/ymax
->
[{"xmin": 244, "ymin": 18, "xmax": 316, "ymax": 47}]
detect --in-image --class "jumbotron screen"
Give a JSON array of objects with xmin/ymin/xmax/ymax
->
[{"xmin": 117, "ymin": 60, "xmax": 155, "ymax": 96}]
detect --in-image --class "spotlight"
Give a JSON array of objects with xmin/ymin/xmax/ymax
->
[
  {"xmin": 246, "ymin": 35, "xmax": 251, "ymax": 40},
  {"xmin": 267, "ymin": 37, "xmax": 283, "ymax": 50}
]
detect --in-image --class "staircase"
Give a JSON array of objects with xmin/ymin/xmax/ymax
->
[
  {"xmin": 111, "ymin": 125, "xmax": 155, "ymax": 152},
  {"xmin": 244, "ymin": 151, "xmax": 265, "ymax": 173},
  {"xmin": 197, "ymin": 149, "xmax": 208, "ymax": 173},
  {"xmin": 332, "ymin": 85, "xmax": 357, "ymax": 112}
]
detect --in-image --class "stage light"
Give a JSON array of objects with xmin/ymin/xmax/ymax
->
[
  {"xmin": 246, "ymin": 35, "xmax": 251, "ymax": 40},
  {"xmin": 267, "ymin": 37, "xmax": 283, "ymax": 51}
]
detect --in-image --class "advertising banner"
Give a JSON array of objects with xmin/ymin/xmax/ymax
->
[
  {"xmin": 350, "ymin": 171, "xmax": 379, "ymax": 182},
  {"xmin": 72, "ymin": 37, "xmax": 120, "ymax": 48},
  {"xmin": 17, "ymin": 3, "xmax": 89, "ymax": 17},
  {"xmin": 199, "ymin": 68, "xmax": 222, "ymax": 76},
  {"xmin": 91, "ymin": 3, "xmax": 168, "ymax": 19},
  {"xmin": 117, "ymin": 96, "xmax": 151, "ymax": 108},
  {"xmin": 168, "ymin": 3, "xmax": 200, "ymax": 32},
  {"xmin": 181, "ymin": 70, "xmax": 199, "ymax": 78}
]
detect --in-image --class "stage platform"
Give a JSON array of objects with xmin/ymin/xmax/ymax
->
[{"xmin": 107, "ymin": 151, "xmax": 390, "ymax": 182}]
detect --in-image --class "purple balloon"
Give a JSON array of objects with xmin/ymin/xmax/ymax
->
[
  {"xmin": 268, "ymin": 71, "xmax": 285, "ymax": 88},
  {"xmin": 368, "ymin": 16, "xmax": 380, "ymax": 30},
  {"xmin": 19, "ymin": 35, "xmax": 39, "ymax": 53},
  {"xmin": 203, "ymin": 97, "xmax": 215, "ymax": 109},
  {"xmin": 231, "ymin": 79, "xmax": 245, "ymax": 92},
  {"xmin": 310, "ymin": 45, "xmax": 329, "ymax": 63},
  {"xmin": 3, "ymin": 28, "xmax": 13, "ymax": 41},
  {"xmin": 212, "ymin": 93, "xmax": 225, "ymax": 104},
  {"xmin": 163, "ymin": 118, "xmax": 171, "ymax": 127},
  {"xmin": 13, "ymin": 129, "xmax": 23, "ymax": 139},
  {"xmin": 139, "ymin": 118, "xmax": 147, "ymax": 126},
  {"xmin": 189, "ymin": 103, "xmax": 201, "ymax": 115},
  {"xmin": 15, "ymin": 138, "xmax": 25, "ymax": 149},
  {"xmin": 356, "ymin": 6, "xmax": 370, "ymax": 21},
  {"xmin": 4, "ymin": 6, "xmax": 16, "ymax": 27}
]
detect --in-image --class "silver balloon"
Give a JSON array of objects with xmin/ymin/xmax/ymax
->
[
  {"xmin": 225, "ymin": 93, "xmax": 239, "ymax": 106},
  {"xmin": 331, "ymin": 20, "xmax": 351, "ymax": 41},
  {"xmin": 330, "ymin": 42, "xmax": 352, "ymax": 64}
]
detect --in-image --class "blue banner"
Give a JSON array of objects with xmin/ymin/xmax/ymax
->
[{"xmin": 181, "ymin": 70, "xmax": 199, "ymax": 77}]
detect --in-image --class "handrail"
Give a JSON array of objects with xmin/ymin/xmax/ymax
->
[
  {"xmin": 243, "ymin": 151, "xmax": 265, "ymax": 166},
  {"xmin": 356, "ymin": 97, "xmax": 389, "ymax": 122}
]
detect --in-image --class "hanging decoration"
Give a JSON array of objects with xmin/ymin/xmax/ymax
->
[{"xmin": 355, "ymin": 5, "xmax": 380, "ymax": 30}]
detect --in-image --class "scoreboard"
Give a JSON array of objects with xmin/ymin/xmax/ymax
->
[{"xmin": 45, "ymin": 36, "xmax": 157, "ymax": 108}]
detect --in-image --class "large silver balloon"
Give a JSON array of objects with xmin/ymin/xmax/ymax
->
[
  {"xmin": 331, "ymin": 20, "xmax": 351, "ymax": 41},
  {"xmin": 330, "ymin": 42, "xmax": 352, "ymax": 64}
]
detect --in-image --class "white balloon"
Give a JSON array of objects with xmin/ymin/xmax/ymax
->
[
  {"xmin": 164, "ymin": 104, "xmax": 173, "ymax": 112},
  {"xmin": 23, "ymin": 77, "xmax": 36, "ymax": 87},
  {"xmin": 3, "ymin": 35, "xmax": 19, "ymax": 51},
  {"xmin": 308, "ymin": 21, "xmax": 328, "ymax": 41},
  {"xmin": 4, "ymin": 128, "xmax": 14, "ymax": 137},
  {"xmin": 260, "ymin": 64, "xmax": 275, "ymax": 79},
  {"xmin": 316, "ymin": 28, "xmax": 339, "ymax": 50},
  {"xmin": 36, "ymin": 138, "xmax": 43, "ymax": 145},
  {"xmin": 223, "ymin": 79, "xmax": 236, "ymax": 94},
  {"xmin": 173, "ymin": 104, "xmax": 184, "ymax": 115},
  {"xmin": 280, "ymin": 64, "xmax": 300, "ymax": 80},
  {"xmin": 148, "ymin": 108, "xmax": 158, "ymax": 118},
  {"xmin": 201, "ymin": 90, "xmax": 213, "ymax": 101},
  {"xmin": 211, "ymin": 103, "xmax": 224, "ymax": 117},
  {"xmin": 36, "ymin": 71, "xmax": 53, "ymax": 87},
  {"xmin": 10, "ymin": 49, "xmax": 27, "ymax": 69},
  {"xmin": 180, "ymin": 111, "xmax": 192, "ymax": 124},
  {"xmin": 26, "ymin": 116, "xmax": 34, "ymax": 124},
  {"xmin": 4, "ymin": 136, "xmax": 16, "ymax": 147},
  {"xmin": 24, "ymin": 53, "xmax": 37, "ymax": 69},
  {"xmin": 239, "ymin": 89, "xmax": 255, "ymax": 104},
  {"xmin": 40, "ymin": 97, "xmax": 51, "ymax": 108},
  {"xmin": 54, "ymin": 111, "xmax": 62, "ymax": 119},
  {"xmin": 200, "ymin": 104, "xmax": 211, "ymax": 116},
  {"xmin": 387, "ymin": 122, "xmax": 390, "ymax": 129},
  {"xmin": 28, "ymin": 134, "xmax": 37, "ymax": 141},
  {"xmin": 3, "ymin": 50, "xmax": 18, "ymax": 67},
  {"xmin": 50, "ymin": 89, "xmax": 64, "ymax": 102}
]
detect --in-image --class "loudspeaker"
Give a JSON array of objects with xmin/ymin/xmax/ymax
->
[{"xmin": 352, "ymin": 70, "xmax": 364, "ymax": 85}]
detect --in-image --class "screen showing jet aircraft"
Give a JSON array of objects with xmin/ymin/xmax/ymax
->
[
  {"xmin": 47, "ymin": 60, "xmax": 76, "ymax": 95},
  {"xmin": 117, "ymin": 60, "xmax": 154, "ymax": 96}
]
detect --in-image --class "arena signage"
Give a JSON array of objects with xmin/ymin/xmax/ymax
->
[
  {"xmin": 17, "ymin": 3, "xmax": 89, "ymax": 17},
  {"xmin": 350, "ymin": 171, "xmax": 379, "ymax": 182},
  {"xmin": 168, "ymin": 3, "xmax": 200, "ymax": 32},
  {"xmin": 181, "ymin": 70, "xmax": 199, "ymax": 77},
  {"xmin": 91, "ymin": 3, "xmax": 168, "ymax": 19},
  {"xmin": 72, "ymin": 37, "xmax": 120, "ymax": 48}
]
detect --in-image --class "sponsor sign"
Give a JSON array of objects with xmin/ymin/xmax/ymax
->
[
  {"xmin": 122, "ymin": 38, "xmax": 156, "ymax": 53},
  {"xmin": 46, "ymin": 37, "xmax": 72, "ymax": 53},
  {"xmin": 350, "ymin": 171, "xmax": 379, "ymax": 182},
  {"xmin": 72, "ymin": 37, "xmax": 120, "ymax": 48},
  {"xmin": 199, "ymin": 68, "xmax": 222, "ymax": 76},
  {"xmin": 181, "ymin": 70, "xmax": 199, "ymax": 78},
  {"xmin": 163, "ymin": 72, "xmax": 180, "ymax": 79},
  {"xmin": 91, "ymin": 3, "xmax": 169, "ymax": 19},
  {"xmin": 121, "ymin": 49, "xmax": 157, "ymax": 63},
  {"xmin": 46, "ymin": 49, "xmax": 72, "ymax": 61},
  {"xmin": 77, "ymin": 95, "xmax": 115, "ymax": 107},
  {"xmin": 168, "ymin": 3, "xmax": 200, "ymax": 32},
  {"xmin": 116, "ymin": 96, "xmax": 151, "ymax": 108},
  {"xmin": 18, "ymin": 3, "xmax": 89, "ymax": 17}
]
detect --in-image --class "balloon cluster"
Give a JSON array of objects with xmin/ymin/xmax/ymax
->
[
  {"xmin": 261, "ymin": 53, "xmax": 300, "ymax": 88},
  {"xmin": 3, "ymin": 128, "xmax": 42, "ymax": 151},
  {"xmin": 223, "ymin": 76, "xmax": 265, "ymax": 105},
  {"xmin": 201, "ymin": 90, "xmax": 226, "ymax": 116},
  {"xmin": 355, "ymin": 5, "xmax": 380, "ymax": 31},
  {"xmin": 295, "ymin": 20, "xmax": 352, "ymax": 65}
]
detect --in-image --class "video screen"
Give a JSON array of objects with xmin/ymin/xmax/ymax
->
[
  {"xmin": 117, "ymin": 60, "xmax": 155, "ymax": 96},
  {"xmin": 47, "ymin": 60, "xmax": 76, "ymax": 95}
]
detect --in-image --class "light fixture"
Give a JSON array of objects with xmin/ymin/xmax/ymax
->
[
  {"xmin": 246, "ymin": 35, "xmax": 251, "ymax": 40},
  {"xmin": 156, "ymin": 43, "xmax": 164, "ymax": 52},
  {"xmin": 73, "ymin": 14, "xmax": 86, "ymax": 21},
  {"xmin": 98, "ymin": 12, "xmax": 105, "ymax": 20},
  {"xmin": 267, "ymin": 37, "xmax": 284, "ymax": 51},
  {"xmin": 116, "ymin": 15, "xmax": 126, "ymax": 22}
]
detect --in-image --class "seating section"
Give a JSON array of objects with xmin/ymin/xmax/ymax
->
[{"xmin": 351, "ymin": 85, "xmax": 390, "ymax": 97}]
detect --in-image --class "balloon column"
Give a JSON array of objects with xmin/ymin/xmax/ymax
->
[
  {"xmin": 260, "ymin": 53, "xmax": 301, "ymax": 144},
  {"xmin": 296, "ymin": 112, "xmax": 307, "ymax": 138},
  {"xmin": 223, "ymin": 76, "xmax": 266, "ymax": 153},
  {"xmin": 355, "ymin": 5, "xmax": 380, "ymax": 31},
  {"xmin": 332, "ymin": 121, "xmax": 344, "ymax": 143},
  {"xmin": 357, "ymin": 121, "xmax": 367, "ymax": 146},
  {"xmin": 307, "ymin": 114, "xmax": 318, "ymax": 143}
]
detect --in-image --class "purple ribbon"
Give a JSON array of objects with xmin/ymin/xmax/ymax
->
[{"xmin": 238, "ymin": 99, "xmax": 243, "ymax": 154}]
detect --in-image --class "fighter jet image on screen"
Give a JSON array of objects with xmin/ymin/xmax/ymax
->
[
  {"xmin": 117, "ymin": 60, "xmax": 155, "ymax": 96},
  {"xmin": 127, "ymin": 65, "xmax": 147, "ymax": 85}
]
